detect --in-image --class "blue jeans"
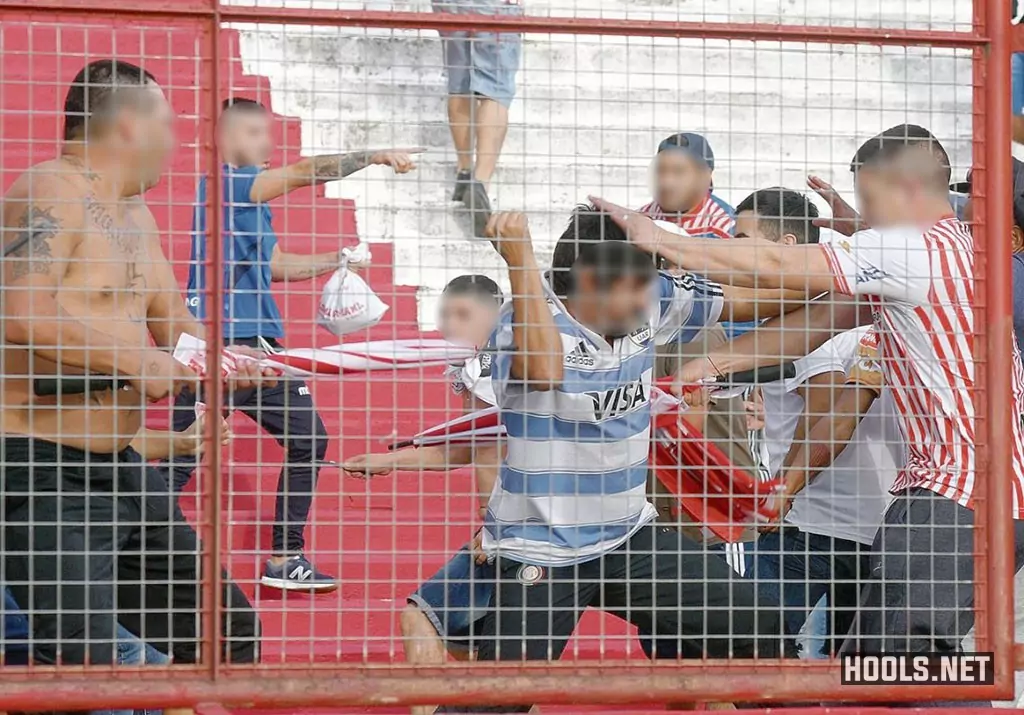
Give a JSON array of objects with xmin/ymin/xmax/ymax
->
[
  {"xmin": 1013, "ymin": 53, "xmax": 1024, "ymax": 115},
  {"xmin": 3, "ymin": 587, "xmax": 168, "ymax": 715},
  {"xmin": 408, "ymin": 547, "xmax": 496, "ymax": 653},
  {"xmin": 743, "ymin": 527, "xmax": 869, "ymax": 659}
]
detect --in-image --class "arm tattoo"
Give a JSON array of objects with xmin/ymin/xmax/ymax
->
[
  {"xmin": 5, "ymin": 205, "xmax": 60, "ymax": 280},
  {"xmin": 312, "ymin": 151, "xmax": 372, "ymax": 181}
]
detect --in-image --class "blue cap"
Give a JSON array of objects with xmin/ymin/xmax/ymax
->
[{"xmin": 657, "ymin": 132, "xmax": 715, "ymax": 171}]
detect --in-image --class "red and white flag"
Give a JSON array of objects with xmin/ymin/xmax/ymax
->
[
  {"xmin": 387, "ymin": 380, "xmax": 781, "ymax": 543},
  {"xmin": 174, "ymin": 335, "xmax": 476, "ymax": 378},
  {"xmin": 264, "ymin": 339, "xmax": 477, "ymax": 375}
]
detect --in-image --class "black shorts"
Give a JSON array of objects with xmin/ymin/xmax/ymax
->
[
  {"xmin": 438, "ymin": 524, "xmax": 781, "ymax": 713},
  {"xmin": 1, "ymin": 437, "xmax": 260, "ymax": 666}
]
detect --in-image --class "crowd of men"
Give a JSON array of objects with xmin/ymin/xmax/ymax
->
[{"xmin": 1, "ymin": 41, "xmax": 1023, "ymax": 715}]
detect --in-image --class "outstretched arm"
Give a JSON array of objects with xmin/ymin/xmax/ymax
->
[
  {"xmin": 248, "ymin": 148, "xmax": 424, "ymax": 203},
  {"xmin": 719, "ymin": 284, "xmax": 809, "ymax": 323},
  {"xmin": 673, "ymin": 295, "xmax": 868, "ymax": 387},
  {"xmin": 590, "ymin": 196, "xmax": 837, "ymax": 294},
  {"xmin": 342, "ymin": 443, "xmax": 476, "ymax": 476},
  {"xmin": 269, "ymin": 245, "xmax": 345, "ymax": 282}
]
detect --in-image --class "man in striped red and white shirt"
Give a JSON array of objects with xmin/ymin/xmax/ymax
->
[
  {"xmin": 640, "ymin": 132, "xmax": 751, "ymax": 339},
  {"xmin": 591, "ymin": 123, "xmax": 1024, "ymax": 664},
  {"xmin": 640, "ymin": 132, "xmax": 736, "ymax": 240}
]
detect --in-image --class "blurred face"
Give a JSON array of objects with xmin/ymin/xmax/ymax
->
[
  {"xmin": 112, "ymin": 83, "xmax": 176, "ymax": 192},
  {"xmin": 571, "ymin": 271, "xmax": 651, "ymax": 337},
  {"xmin": 439, "ymin": 294, "xmax": 498, "ymax": 347},
  {"xmin": 854, "ymin": 166, "xmax": 918, "ymax": 228},
  {"xmin": 734, "ymin": 209, "xmax": 798, "ymax": 246},
  {"xmin": 654, "ymin": 152, "xmax": 711, "ymax": 213},
  {"xmin": 221, "ymin": 111, "xmax": 273, "ymax": 168}
]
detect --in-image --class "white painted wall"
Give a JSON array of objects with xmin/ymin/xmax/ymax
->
[{"xmin": 230, "ymin": 0, "xmax": 974, "ymax": 326}]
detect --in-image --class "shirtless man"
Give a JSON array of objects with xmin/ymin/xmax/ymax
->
[{"xmin": 0, "ymin": 59, "xmax": 264, "ymax": 670}]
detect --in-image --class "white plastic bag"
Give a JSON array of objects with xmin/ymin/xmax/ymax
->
[{"xmin": 316, "ymin": 244, "xmax": 389, "ymax": 337}]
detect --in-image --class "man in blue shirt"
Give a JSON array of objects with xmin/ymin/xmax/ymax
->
[
  {"xmin": 437, "ymin": 208, "xmax": 792, "ymax": 713},
  {"xmin": 167, "ymin": 98, "xmax": 421, "ymax": 592}
]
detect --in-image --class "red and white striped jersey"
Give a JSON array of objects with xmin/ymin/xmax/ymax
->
[
  {"xmin": 639, "ymin": 192, "xmax": 735, "ymax": 239},
  {"xmin": 820, "ymin": 218, "xmax": 1024, "ymax": 517}
]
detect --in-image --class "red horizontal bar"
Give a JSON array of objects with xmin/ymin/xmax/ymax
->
[
  {"xmin": 0, "ymin": 663, "xmax": 1006, "ymax": 711},
  {"xmin": 0, "ymin": 0, "xmax": 988, "ymax": 48}
]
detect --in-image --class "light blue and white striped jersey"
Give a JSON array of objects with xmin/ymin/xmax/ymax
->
[{"xmin": 483, "ymin": 272, "xmax": 725, "ymax": 566}]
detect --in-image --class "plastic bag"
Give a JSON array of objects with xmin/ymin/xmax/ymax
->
[{"xmin": 316, "ymin": 244, "xmax": 389, "ymax": 337}]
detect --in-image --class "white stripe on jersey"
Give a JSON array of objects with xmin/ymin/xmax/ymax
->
[
  {"xmin": 820, "ymin": 219, "xmax": 1024, "ymax": 516},
  {"xmin": 484, "ymin": 274, "xmax": 724, "ymax": 566}
]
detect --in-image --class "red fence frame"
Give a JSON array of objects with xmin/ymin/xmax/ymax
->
[{"xmin": 0, "ymin": 0, "xmax": 1015, "ymax": 709}]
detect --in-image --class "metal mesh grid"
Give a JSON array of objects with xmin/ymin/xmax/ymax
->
[{"xmin": 0, "ymin": 0, "xmax": 1017, "ymax": 711}]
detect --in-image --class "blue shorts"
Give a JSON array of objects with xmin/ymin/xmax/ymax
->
[
  {"xmin": 407, "ymin": 547, "xmax": 496, "ymax": 652},
  {"xmin": 432, "ymin": 0, "xmax": 523, "ymax": 107},
  {"xmin": 3, "ymin": 586, "xmax": 170, "ymax": 668}
]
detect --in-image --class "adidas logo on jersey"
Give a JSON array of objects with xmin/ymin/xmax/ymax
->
[{"xmin": 564, "ymin": 341, "xmax": 595, "ymax": 367}]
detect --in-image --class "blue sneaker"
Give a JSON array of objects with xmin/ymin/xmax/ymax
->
[{"xmin": 261, "ymin": 555, "xmax": 338, "ymax": 593}]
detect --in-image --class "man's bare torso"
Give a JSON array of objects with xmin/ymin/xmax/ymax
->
[{"xmin": 1, "ymin": 157, "xmax": 167, "ymax": 453}]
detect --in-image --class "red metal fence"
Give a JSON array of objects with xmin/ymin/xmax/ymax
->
[{"xmin": 0, "ymin": 0, "xmax": 1017, "ymax": 710}]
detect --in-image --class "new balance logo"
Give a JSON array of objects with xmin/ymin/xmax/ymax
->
[
  {"xmin": 297, "ymin": 386, "xmax": 311, "ymax": 396},
  {"xmin": 288, "ymin": 565, "xmax": 313, "ymax": 581},
  {"xmin": 564, "ymin": 341, "xmax": 595, "ymax": 367}
]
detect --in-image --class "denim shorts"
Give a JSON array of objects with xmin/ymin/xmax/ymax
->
[
  {"xmin": 407, "ymin": 547, "xmax": 496, "ymax": 652},
  {"xmin": 432, "ymin": 0, "xmax": 523, "ymax": 107},
  {"xmin": 3, "ymin": 586, "xmax": 169, "ymax": 668}
]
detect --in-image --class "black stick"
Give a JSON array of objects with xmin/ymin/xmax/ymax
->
[
  {"xmin": 33, "ymin": 377, "xmax": 129, "ymax": 397},
  {"xmin": 719, "ymin": 362, "xmax": 797, "ymax": 385}
]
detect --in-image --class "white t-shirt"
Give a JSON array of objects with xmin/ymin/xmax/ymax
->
[
  {"xmin": 760, "ymin": 328, "xmax": 904, "ymax": 545},
  {"xmin": 759, "ymin": 330, "xmax": 861, "ymax": 478},
  {"xmin": 785, "ymin": 330, "xmax": 904, "ymax": 545},
  {"xmin": 448, "ymin": 353, "xmax": 496, "ymax": 407}
]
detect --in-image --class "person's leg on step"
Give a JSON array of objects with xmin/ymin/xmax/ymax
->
[
  {"xmin": 237, "ymin": 378, "xmax": 335, "ymax": 593},
  {"xmin": 117, "ymin": 462, "xmax": 262, "ymax": 667},
  {"xmin": 436, "ymin": 556, "xmax": 600, "ymax": 713},
  {"xmin": 432, "ymin": 0, "xmax": 475, "ymax": 202}
]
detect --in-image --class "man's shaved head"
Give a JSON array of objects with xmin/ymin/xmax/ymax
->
[
  {"xmin": 851, "ymin": 123, "xmax": 951, "ymax": 193},
  {"xmin": 63, "ymin": 59, "xmax": 159, "ymax": 142},
  {"xmin": 850, "ymin": 124, "xmax": 954, "ymax": 228}
]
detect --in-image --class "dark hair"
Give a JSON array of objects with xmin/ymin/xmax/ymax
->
[
  {"xmin": 550, "ymin": 204, "xmax": 630, "ymax": 296},
  {"xmin": 64, "ymin": 59, "xmax": 157, "ymax": 141},
  {"xmin": 571, "ymin": 241, "xmax": 656, "ymax": 294},
  {"xmin": 443, "ymin": 274, "xmax": 503, "ymax": 305},
  {"xmin": 850, "ymin": 123, "xmax": 951, "ymax": 187},
  {"xmin": 549, "ymin": 204, "xmax": 656, "ymax": 296},
  {"xmin": 735, "ymin": 187, "xmax": 821, "ymax": 244},
  {"xmin": 221, "ymin": 97, "xmax": 267, "ymax": 114}
]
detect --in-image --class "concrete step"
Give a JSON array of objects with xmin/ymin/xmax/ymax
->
[
  {"xmin": 228, "ymin": 0, "xmax": 968, "ymax": 28},
  {"xmin": 239, "ymin": 49, "xmax": 966, "ymax": 128}
]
